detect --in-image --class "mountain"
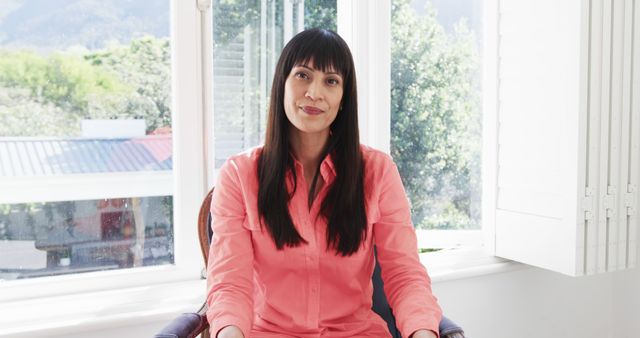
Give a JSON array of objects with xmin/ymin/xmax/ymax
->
[{"xmin": 0, "ymin": 0, "xmax": 170, "ymax": 52}]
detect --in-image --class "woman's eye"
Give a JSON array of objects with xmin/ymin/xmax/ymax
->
[
  {"xmin": 327, "ymin": 78, "xmax": 339, "ymax": 85},
  {"xmin": 295, "ymin": 72, "xmax": 309, "ymax": 79}
]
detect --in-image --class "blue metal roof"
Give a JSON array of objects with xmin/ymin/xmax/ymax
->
[{"xmin": 0, "ymin": 135, "xmax": 172, "ymax": 177}]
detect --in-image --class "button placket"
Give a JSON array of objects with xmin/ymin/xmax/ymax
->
[
  {"xmin": 292, "ymin": 161, "xmax": 326, "ymax": 328},
  {"xmin": 305, "ymin": 228, "xmax": 321, "ymax": 327},
  {"xmin": 308, "ymin": 256, "xmax": 320, "ymax": 327}
]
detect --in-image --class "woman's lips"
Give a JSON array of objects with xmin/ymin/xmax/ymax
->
[{"xmin": 301, "ymin": 106, "xmax": 323, "ymax": 115}]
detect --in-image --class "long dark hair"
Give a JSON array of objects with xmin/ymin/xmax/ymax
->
[{"xmin": 257, "ymin": 28, "xmax": 367, "ymax": 256}]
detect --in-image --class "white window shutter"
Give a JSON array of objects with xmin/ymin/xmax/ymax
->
[{"xmin": 487, "ymin": 0, "xmax": 640, "ymax": 276}]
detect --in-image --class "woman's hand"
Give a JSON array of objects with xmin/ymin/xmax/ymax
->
[
  {"xmin": 410, "ymin": 329, "xmax": 437, "ymax": 338},
  {"xmin": 216, "ymin": 325, "xmax": 245, "ymax": 338}
]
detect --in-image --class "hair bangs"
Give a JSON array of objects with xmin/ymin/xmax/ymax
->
[{"xmin": 285, "ymin": 30, "xmax": 352, "ymax": 80}]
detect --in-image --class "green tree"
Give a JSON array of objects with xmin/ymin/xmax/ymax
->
[
  {"xmin": 85, "ymin": 36, "xmax": 172, "ymax": 133},
  {"xmin": 0, "ymin": 49, "xmax": 127, "ymax": 136},
  {"xmin": 0, "ymin": 50, "xmax": 124, "ymax": 110},
  {"xmin": 0, "ymin": 86, "xmax": 72, "ymax": 136},
  {"xmin": 0, "ymin": 36, "xmax": 171, "ymax": 136},
  {"xmin": 305, "ymin": 0, "xmax": 337, "ymax": 30},
  {"xmin": 212, "ymin": 0, "xmax": 261, "ymax": 46},
  {"xmin": 390, "ymin": 0, "xmax": 481, "ymax": 229}
]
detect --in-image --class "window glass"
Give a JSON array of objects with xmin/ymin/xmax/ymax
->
[
  {"xmin": 0, "ymin": 197, "xmax": 173, "ymax": 279},
  {"xmin": 212, "ymin": 0, "xmax": 337, "ymax": 167},
  {"xmin": 0, "ymin": 0, "xmax": 173, "ymax": 280},
  {"xmin": 391, "ymin": 0, "xmax": 483, "ymax": 230}
]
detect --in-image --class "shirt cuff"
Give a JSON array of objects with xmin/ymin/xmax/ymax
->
[
  {"xmin": 403, "ymin": 319, "xmax": 440, "ymax": 338},
  {"xmin": 208, "ymin": 314, "xmax": 252, "ymax": 338},
  {"xmin": 408, "ymin": 328, "xmax": 440, "ymax": 338}
]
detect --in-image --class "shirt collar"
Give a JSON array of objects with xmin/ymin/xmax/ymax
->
[
  {"xmin": 319, "ymin": 153, "xmax": 337, "ymax": 178},
  {"xmin": 290, "ymin": 152, "xmax": 337, "ymax": 179}
]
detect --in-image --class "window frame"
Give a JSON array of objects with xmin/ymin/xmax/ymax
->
[
  {"xmin": 0, "ymin": 0, "xmax": 204, "ymax": 304},
  {"xmin": 338, "ymin": 0, "xmax": 391, "ymax": 153},
  {"xmin": 482, "ymin": 0, "xmax": 499, "ymax": 253},
  {"xmin": 352, "ymin": 0, "xmax": 487, "ymax": 250}
]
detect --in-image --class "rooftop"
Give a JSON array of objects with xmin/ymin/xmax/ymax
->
[{"xmin": 0, "ymin": 135, "xmax": 172, "ymax": 177}]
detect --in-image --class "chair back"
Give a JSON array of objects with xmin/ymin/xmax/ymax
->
[{"xmin": 197, "ymin": 188, "xmax": 215, "ymax": 266}]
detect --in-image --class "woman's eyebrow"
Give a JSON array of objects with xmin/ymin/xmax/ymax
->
[{"xmin": 296, "ymin": 64, "xmax": 342, "ymax": 77}]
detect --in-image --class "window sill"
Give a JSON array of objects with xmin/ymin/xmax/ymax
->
[
  {"xmin": 421, "ymin": 246, "xmax": 527, "ymax": 283},
  {"xmin": 0, "ymin": 279, "xmax": 206, "ymax": 337}
]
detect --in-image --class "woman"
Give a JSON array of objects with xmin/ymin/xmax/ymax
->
[{"xmin": 207, "ymin": 28, "xmax": 441, "ymax": 338}]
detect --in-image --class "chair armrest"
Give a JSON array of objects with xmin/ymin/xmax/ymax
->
[
  {"xmin": 154, "ymin": 304, "xmax": 464, "ymax": 338},
  {"xmin": 154, "ymin": 311, "xmax": 209, "ymax": 338},
  {"xmin": 439, "ymin": 315, "xmax": 465, "ymax": 338}
]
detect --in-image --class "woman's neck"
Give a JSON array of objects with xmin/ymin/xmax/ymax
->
[
  {"xmin": 289, "ymin": 129, "xmax": 330, "ymax": 208},
  {"xmin": 289, "ymin": 130, "xmax": 329, "ymax": 171}
]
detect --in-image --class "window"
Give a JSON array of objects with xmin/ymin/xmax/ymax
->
[
  {"xmin": 0, "ymin": 1, "xmax": 174, "ymax": 281},
  {"xmin": 390, "ymin": 0, "xmax": 484, "ymax": 250},
  {"xmin": 211, "ymin": 0, "xmax": 337, "ymax": 168}
]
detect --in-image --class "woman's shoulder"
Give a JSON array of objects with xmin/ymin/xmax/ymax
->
[
  {"xmin": 360, "ymin": 145, "xmax": 399, "ymax": 202},
  {"xmin": 221, "ymin": 145, "xmax": 263, "ymax": 173},
  {"xmin": 360, "ymin": 144, "xmax": 395, "ymax": 171}
]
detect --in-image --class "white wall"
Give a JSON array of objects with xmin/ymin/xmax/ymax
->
[
  {"xmin": 434, "ymin": 267, "xmax": 614, "ymax": 338},
  {"xmin": 612, "ymin": 261, "xmax": 640, "ymax": 337}
]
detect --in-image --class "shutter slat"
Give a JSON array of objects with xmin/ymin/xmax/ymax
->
[
  {"xmin": 586, "ymin": 0, "xmax": 604, "ymax": 276},
  {"xmin": 596, "ymin": 0, "xmax": 613, "ymax": 274},
  {"xmin": 616, "ymin": 0, "xmax": 633, "ymax": 270},
  {"xmin": 605, "ymin": 0, "xmax": 625, "ymax": 272},
  {"xmin": 628, "ymin": 0, "xmax": 640, "ymax": 269}
]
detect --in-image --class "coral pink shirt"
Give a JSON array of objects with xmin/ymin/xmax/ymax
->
[{"xmin": 206, "ymin": 145, "xmax": 441, "ymax": 338}]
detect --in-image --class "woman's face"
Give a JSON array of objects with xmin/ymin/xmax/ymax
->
[{"xmin": 283, "ymin": 60, "xmax": 344, "ymax": 138}]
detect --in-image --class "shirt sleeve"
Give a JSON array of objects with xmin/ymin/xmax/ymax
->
[
  {"xmin": 373, "ymin": 155, "xmax": 442, "ymax": 338},
  {"xmin": 206, "ymin": 158, "xmax": 254, "ymax": 337}
]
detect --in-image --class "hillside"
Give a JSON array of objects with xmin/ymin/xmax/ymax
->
[{"xmin": 0, "ymin": 0, "xmax": 169, "ymax": 52}]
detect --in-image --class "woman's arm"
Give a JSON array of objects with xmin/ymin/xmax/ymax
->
[
  {"xmin": 372, "ymin": 154, "xmax": 442, "ymax": 337},
  {"xmin": 206, "ymin": 159, "xmax": 254, "ymax": 337}
]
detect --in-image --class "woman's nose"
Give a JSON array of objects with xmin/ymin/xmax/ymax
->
[{"xmin": 305, "ymin": 80, "xmax": 323, "ymax": 100}]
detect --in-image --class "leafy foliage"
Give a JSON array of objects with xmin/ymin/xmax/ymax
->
[
  {"xmin": 85, "ymin": 37, "xmax": 171, "ymax": 132},
  {"xmin": 0, "ymin": 36, "xmax": 170, "ymax": 136},
  {"xmin": 212, "ymin": 0, "xmax": 261, "ymax": 46},
  {"xmin": 304, "ymin": 0, "xmax": 337, "ymax": 30},
  {"xmin": 0, "ymin": 86, "xmax": 72, "ymax": 136},
  {"xmin": 390, "ymin": 0, "xmax": 481, "ymax": 229}
]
